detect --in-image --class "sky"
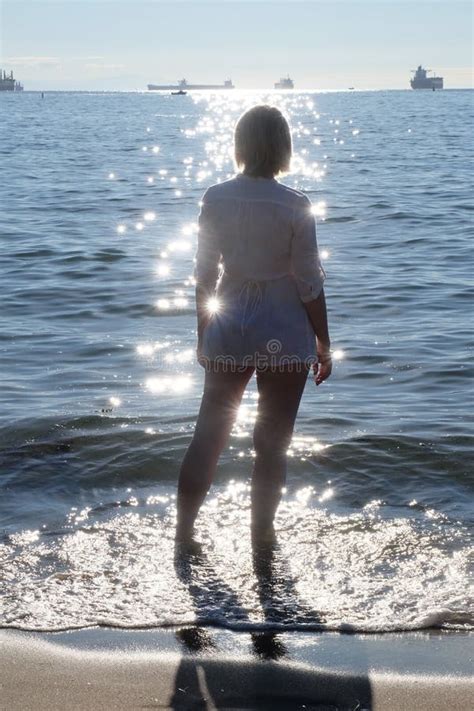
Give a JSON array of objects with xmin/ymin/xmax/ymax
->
[{"xmin": 1, "ymin": 0, "xmax": 472, "ymax": 90}]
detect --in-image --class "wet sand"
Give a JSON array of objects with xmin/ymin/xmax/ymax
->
[{"xmin": 1, "ymin": 627, "xmax": 472, "ymax": 710}]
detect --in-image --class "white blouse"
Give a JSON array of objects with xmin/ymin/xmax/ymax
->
[{"xmin": 195, "ymin": 173, "xmax": 326, "ymax": 303}]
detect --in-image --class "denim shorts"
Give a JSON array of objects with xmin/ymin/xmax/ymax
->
[{"xmin": 200, "ymin": 274, "xmax": 316, "ymax": 369}]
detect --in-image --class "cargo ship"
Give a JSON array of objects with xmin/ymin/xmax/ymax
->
[
  {"xmin": 0, "ymin": 69, "xmax": 24, "ymax": 91},
  {"xmin": 147, "ymin": 78, "xmax": 234, "ymax": 91},
  {"xmin": 410, "ymin": 65, "xmax": 443, "ymax": 90},
  {"xmin": 274, "ymin": 76, "xmax": 294, "ymax": 89}
]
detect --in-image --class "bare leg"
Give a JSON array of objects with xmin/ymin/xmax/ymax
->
[
  {"xmin": 251, "ymin": 366, "xmax": 309, "ymax": 538},
  {"xmin": 176, "ymin": 365, "xmax": 254, "ymax": 541}
]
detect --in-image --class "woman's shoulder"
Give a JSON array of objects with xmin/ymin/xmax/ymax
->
[
  {"xmin": 201, "ymin": 176, "xmax": 240, "ymax": 203},
  {"xmin": 202, "ymin": 175, "xmax": 311, "ymax": 209},
  {"xmin": 274, "ymin": 181, "xmax": 312, "ymax": 207}
]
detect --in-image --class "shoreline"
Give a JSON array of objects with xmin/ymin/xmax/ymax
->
[{"xmin": 1, "ymin": 627, "xmax": 472, "ymax": 710}]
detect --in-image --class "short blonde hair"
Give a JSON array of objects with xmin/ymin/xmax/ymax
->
[{"xmin": 234, "ymin": 105, "xmax": 292, "ymax": 178}]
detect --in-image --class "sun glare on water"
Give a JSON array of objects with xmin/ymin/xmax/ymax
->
[
  {"xmin": 146, "ymin": 376, "xmax": 192, "ymax": 394},
  {"xmin": 106, "ymin": 91, "xmax": 358, "ymax": 435}
]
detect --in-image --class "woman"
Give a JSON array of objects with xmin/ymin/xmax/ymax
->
[{"xmin": 176, "ymin": 105, "xmax": 332, "ymax": 545}]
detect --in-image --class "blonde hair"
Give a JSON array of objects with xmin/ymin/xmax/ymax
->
[{"xmin": 234, "ymin": 105, "xmax": 292, "ymax": 178}]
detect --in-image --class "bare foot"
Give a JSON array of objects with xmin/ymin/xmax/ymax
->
[{"xmin": 174, "ymin": 529, "xmax": 203, "ymax": 556}]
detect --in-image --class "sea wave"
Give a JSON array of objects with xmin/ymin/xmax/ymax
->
[
  {"xmin": 1, "ymin": 484, "xmax": 472, "ymax": 633},
  {"xmin": 1, "ymin": 89, "xmax": 473, "ymax": 638}
]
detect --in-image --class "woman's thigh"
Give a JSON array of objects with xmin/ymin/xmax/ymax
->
[
  {"xmin": 254, "ymin": 366, "xmax": 309, "ymax": 451},
  {"xmin": 193, "ymin": 364, "xmax": 255, "ymax": 446}
]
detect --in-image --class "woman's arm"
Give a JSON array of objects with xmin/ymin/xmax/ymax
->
[
  {"xmin": 304, "ymin": 288, "xmax": 330, "ymax": 355},
  {"xmin": 303, "ymin": 289, "xmax": 332, "ymax": 385},
  {"xmin": 194, "ymin": 192, "xmax": 221, "ymax": 356},
  {"xmin": 290, "ymin": 193, "xmax": 327, "ymax": 304},
  {"xmin": 195, "ymin": 285, "xmax": 213, "ymax": 347},
  {"xmin": 291, "ymin": 194, "xmax": 332, "ymax": 384}
]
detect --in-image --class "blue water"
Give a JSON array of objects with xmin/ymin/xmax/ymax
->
[{"xmin": 1, "ymin": 90, "xmax": 472, "ymax": 632}]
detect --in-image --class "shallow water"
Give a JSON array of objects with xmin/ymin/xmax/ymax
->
[{"xmin": 0, "ymin": 89, "xmax": 473, "ymax": 632}]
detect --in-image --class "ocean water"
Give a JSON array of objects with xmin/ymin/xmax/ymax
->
[{"xmin": 0, "ymin": 89, "xmax": 472, "ymax": 633}]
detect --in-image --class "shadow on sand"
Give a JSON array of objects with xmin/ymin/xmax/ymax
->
[{"xmin": 170, "ymin": 539, "xmax": 372, "ymax": 709}]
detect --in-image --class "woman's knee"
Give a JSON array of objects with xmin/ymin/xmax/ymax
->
[
  {"xmin": 186, "ymin": 431, "xmax": 222, "ymax": 465},
  {"xmin": 253, "ymin": 424, "xmax": 292, "ymax": 461}
]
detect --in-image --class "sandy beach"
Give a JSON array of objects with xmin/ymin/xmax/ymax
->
[{"xmin": 1, "ymin": 628, "xmax": 472, "ymax": 710}]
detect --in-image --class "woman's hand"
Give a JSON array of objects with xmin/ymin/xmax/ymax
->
[
  {"xmin": 303, "ymin": 291, "xmax": 332, "ymax": 386},
  {"xmin": 313, "ymin": 356, "xmax": 332, "ymax": 386}
]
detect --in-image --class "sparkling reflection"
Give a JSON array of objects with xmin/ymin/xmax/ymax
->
[
  {"xmin": 206, "ymin": 296, "xmax": 220, "ymax": 314},
  {"xmin": 311, "ymin": 201, "xmax": 326, "ymax": 217},
  {"xmin": 156, "ymin": 263, "xmax": 170, "ymax": 277},
  {"xmin": 2, "ymin": 86, "xmax": 471, "ymax": 640},
  {"xmin": 2, "ymin": 478, "xmax": 468, "ymax": 632},
  {"xmin": 146, "ymin": 375, "xmax": 192, "ymax": 394}
]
